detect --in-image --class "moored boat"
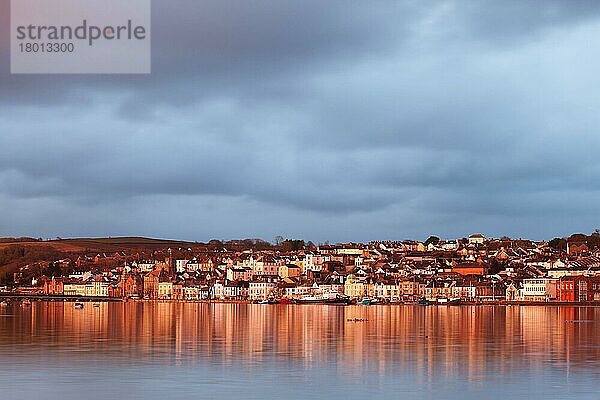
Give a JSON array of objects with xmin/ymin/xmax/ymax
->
[
  {"xmin": 257, "ymin": 297, "xmax": 279, "ymax": 304},
  {"xmin": 359, "ymin": 297, "xmax": 372, "ymax": 306},
  {"xmin": 417, "ymin": 298, "xmax": 434, "ymax": 305},
  {"xmin": 297, "ymin": 291, "xmax": 350, "ymax": 305},
  {"xmin": 436, "ymin": 297, "xmax": 461, "ymax": 305},
  {"xmin": 74, "ymin": 302, "xmax": 84, "ymax": 309}
]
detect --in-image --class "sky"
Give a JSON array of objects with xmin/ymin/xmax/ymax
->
[{"xmin": 1, "ymin": 0, "xmax": 600, "ymax": 243}]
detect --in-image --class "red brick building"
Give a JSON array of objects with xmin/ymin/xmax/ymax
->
[
  {"xmin": 556, "ymin": 276, "xmax": 600, "ymax": 302},
  {"xmin": 43, "ymin": 277, "xmax": 64, "ymax": 295},
  {"xmin": 567, "ymin": 242, "xmax": 589, "ymax": 257},
  {"xmin": 109, "ymin": 275, "xmax": 140, "ymax": 298},
  {"xmin": 452, "ymin": 262, "xmax": 487, "ymax": 276}
]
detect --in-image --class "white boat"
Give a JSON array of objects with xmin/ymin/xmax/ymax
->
[
  {"xmin": 297, "ymin": 291, "xmax": 350, "ymax": 305},
  {"xmin": 74, "ymin": 302, "xmax": 84, "ymax": 309},
  {"xmin": 436, "ymin": 297, "xmax": 461, "ymax": 305}
]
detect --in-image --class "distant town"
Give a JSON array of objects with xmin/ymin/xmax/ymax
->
[{"xmin": 2, "ymin": 232, "xmax": 600, "ymax": 305}]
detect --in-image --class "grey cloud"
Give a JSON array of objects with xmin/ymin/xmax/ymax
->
[
  {"xmin": 2, "ymin": 0, "xmax": 598, "ymax": 108},
  {"xmin": 455, "ymin": 0, "xmax": 600, "ymax": 43},
  {"xmin": 2, "ymin": 1, "xmax": 600, "ymax": 240}
]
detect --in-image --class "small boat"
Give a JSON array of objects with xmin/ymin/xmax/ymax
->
[
  {"xmin": 21, "ymin": 299, "xmax": 31, "ymax": 307},
  {"xmin": 359, "ymin": 297, "xmax": 372, "ymax": 306},
  {"xmin": 93, "ymin": 303, "xmax": 101, "ymax": 308},
  {"xmin": 417, "ymin": 298, "xmax": 434, "ymax": 306},
  {"xmin": 258, "ymin": 299, "xmax": 270, "ymax": 304},
  {"xmin": 0, "ymin": 300, "xmax": 8, "ymax": 307},
  {"xmin": 360, "ymin": 297, "xmax": 382, "ymax": 305},
  {"xmin": 74, "ymin": 302, "xmax": 84, "ymax": 309}
]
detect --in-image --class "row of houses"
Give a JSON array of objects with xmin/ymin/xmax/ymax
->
[
  {"xmin": 26, "ymin": 233, "xmax": 600, "ymax": 304},
  {"xmin": 42, "ymin": 273, "xmax": 600, "ymax": 303},
  {"xmin": 506, "ymin": 276, "xmax": 600, "ymax": 302}
]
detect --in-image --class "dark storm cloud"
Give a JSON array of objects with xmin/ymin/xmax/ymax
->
[
  {"xmin": 2, "ymin": 0, "xmax": 600, "ymax": 241},
  {"xmin": 2, "ymin": 0, "xmax": 598, "ymax": 106},
  {"xmin": 0, "ymin": 0, "xmax": 413, "ymax": 106}
]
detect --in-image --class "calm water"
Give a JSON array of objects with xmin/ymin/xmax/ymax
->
[{"xmin": 1, "ymin": 303, "xmax": 600, "ymax": 399}]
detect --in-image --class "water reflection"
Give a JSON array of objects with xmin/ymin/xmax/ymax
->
[{"xmin": 1, "ymin": 303, "xmax": 600, "ymax": 399}]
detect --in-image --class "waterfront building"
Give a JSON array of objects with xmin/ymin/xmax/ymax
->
[
  {"xmin": 520, "ymin": 278, "xmax": 557, "ymax": 301},
  {"xmin": 248, "ymin": 281, "xmax": 277, "ymax": 300}
]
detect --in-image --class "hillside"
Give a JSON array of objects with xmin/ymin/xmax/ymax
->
[
  {"xmin": 0, "ymin": 237, "xmax": 199, "ymax": 284},
  {"xmin": 0, "ymin": 237, "xmax": 197, "ymax": 252},
  {"xmin": 57, "ymin": 236, "xmax": 196, "ymax": 250}
]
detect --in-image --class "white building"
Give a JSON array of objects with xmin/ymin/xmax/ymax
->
[
  {"xmin": 284, "ymin": 285, "xmax": 313, "ymax": 298},
  {"xmin": 374, "ymin": 282, "xmax": 400, "ymax": 301},
  {"xmin": 158, "ymin": 282, "xmax": 173, "ymax": 299},
  {"xmin": 133, "ymin": 261, "xmax": 155, "ymax": 272},
  {"xmin": 468, "ymin": 234, "xmax": 485, "ymax": 245},
  {"xmin": 226, "ymin": 267, "xmax": 252, "ymax": 282},
  {"xmin": 213, "ymin": 282, "xmax": 249, "ymax": 299},
  {"xmin": 183, "ymin": 286, "xmax": 200, "ymax": 301},
  {"xmin": 303, "ymin": 253, "xmax": 325, "ymax": 272},
  {"xmin": 521, "ymin": 278, "xmax": 557, "ymax": 301},
  {"xmin": 337, "ymin": 248, "xmax": 363, "ymax": 256},
  {"xmin": 185, "ymin": 258, "xmax": 203, "ymax": 272},
  {"xmin": 248, "ymin": 281, "xmax": 277, "ymax": 301},
  {"xmin": 175, "ymin": 260, "xmax": 189, "ymax": 273},
  {"xmin": 451, "ymin": 285, "xmax": 476, "ymax": 300},
  {"xmin": 63, "ymin": 280, "xmax": 109, "ymax": 297},
  {"xmin": 442, "ymin": 240, "xmax": 459, "ymax": 251}
]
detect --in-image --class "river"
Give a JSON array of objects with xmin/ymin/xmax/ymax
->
[{"xmin": 1, "ymin": 302, "xmax": 599, "ymax": 399}]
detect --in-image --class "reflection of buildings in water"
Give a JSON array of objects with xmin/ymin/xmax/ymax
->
[
  {"xmin": 519, "ymin": 306, "xmax": 562, "ymax": 368},
  {"xmin": 7, "ymin": 303, "xmax": 600, "ymax": 378}
]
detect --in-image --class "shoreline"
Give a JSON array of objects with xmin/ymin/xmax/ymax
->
[{"xmin": 4, "ymin": 294, "xmax": 600, "ymax": 307}]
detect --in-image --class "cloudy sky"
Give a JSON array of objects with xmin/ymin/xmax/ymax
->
[{"xmin": 1, "ymin": 0, "xmax": 600, "ymax": 243}]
